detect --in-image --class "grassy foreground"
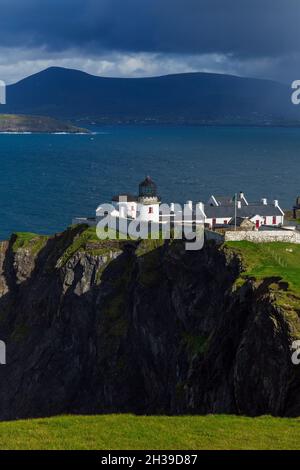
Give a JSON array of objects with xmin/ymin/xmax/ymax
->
[
  {"xmin": 0, "ymin": 414, "xmax": 300, "ymax": 450},
  {"xmin": 226, "ymin": 241, "xmax": 300, "ymax": 290}
]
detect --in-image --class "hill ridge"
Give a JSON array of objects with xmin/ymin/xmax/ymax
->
[{"xmin": 1, "ymin": 67, "xmax": 298, "ymax": 124}]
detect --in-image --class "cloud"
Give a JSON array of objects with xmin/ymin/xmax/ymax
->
[
  {"xmin": 0, "ymin": 48, "xmax": 230, "ymax": 83},
  {"xmin": 0, "ymin": 0, "xmax": 298, "ymax": 57},
  {"xmin": 0, "ymin": 0, "xmax": 299, "ymax": 83}
]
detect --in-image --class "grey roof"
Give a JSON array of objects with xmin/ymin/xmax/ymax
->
[
  {"xmin": 139, "ymin": 176, "xmax": 156, "ymax": 187},
  {"xmin": 139, "ymin": 176, "xmax": 157, "ymax": 198},
  {"xmin": 213, "ymin": 195, "xmax": 247, "ymax": 206},
  {"xmin": 203, "ymin": 203, "xmax": 283, "ymax": 219},
  {"xmin": 214, "ymin": 196, "xmax": 233, "ymax": 206}
]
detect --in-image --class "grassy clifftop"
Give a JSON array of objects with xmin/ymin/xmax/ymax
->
[
  {"xmin": 11, "ymin": 230, "xmax": 300, "ymax": 288},
  {"xmin": 12, "ymin": 229, "xmax": 300, "ymax": 292},
  {"xmin": 226, "ymin": 241, "xmax": 300, "ymax": 290},
  {"xmin": 225, "ymin": 241, "xmax": 300, "ymax": 350},
  {"xmin": 0, "ymin": 414, "xmax": 299, "ymax": 450}
]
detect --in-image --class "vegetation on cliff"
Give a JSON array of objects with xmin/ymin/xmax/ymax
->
[
  {"xmin": 226, "ymin": 240, "xmax": 300, "ymax": 315},
  {"xmin": 12, "ymin": 232, "xmax": 48, "ymax": 255},
  {"xmin": 1, "ymin": 227, "xmax": 300, "ymax": 429},
  {"xmin": 226, "ymin": 241, "xmax": 300, "ymax": 290},
  {"xmin": 56, "ymin": 226, "xmax": 125, "ymax": 267}
]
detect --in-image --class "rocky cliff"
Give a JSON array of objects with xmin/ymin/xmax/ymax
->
[{"xmin": 0, "ymin": 225, "xmax": 299, "ymax": 420}]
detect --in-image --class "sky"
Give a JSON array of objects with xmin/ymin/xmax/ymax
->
[{"xmin": 0, "ymin": 0, "xmax": 299, "ymax": 84}]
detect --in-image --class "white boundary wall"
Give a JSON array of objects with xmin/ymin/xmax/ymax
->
[{"xmin": 225, "ymin": 230, "xmax": 300, "ymax": 244}]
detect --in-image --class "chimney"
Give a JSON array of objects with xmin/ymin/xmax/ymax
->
[
  {"xmin": 261, "ymin": 198, "xmax": 267, "ymax": 205},
  {"xmin": 186, "ymin": 200, "xmax": 193, "ymax": 210},
  {"xmin": 197, "ymin": 202, "xmax": 205, "ymax": 213},
  {"xmin": 273, "ymin": 200, "xmax": 279, "ymax": 207},
  {"xmin": 239, "ymin": 192, "xmax": 244, "ymax": 199},
  {"xmin": 119, "ymin": 205, "xmax": 126, "ymax": 218},
  {"xmin": 170, "ymin": 203, "xmax": 175, "ymax": 213}
]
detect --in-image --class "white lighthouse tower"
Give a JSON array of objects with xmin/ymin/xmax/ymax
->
[
  {"xmin": 136, "ymin": 176, "xmax": 160, "ymax": 223},
  {"xmin": 96, "ymin": 176, "xmax": 161, "ymax": 224}
]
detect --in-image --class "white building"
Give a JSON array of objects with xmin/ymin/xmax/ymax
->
[
  {"xmin": 203, "ymin": 192, "xmax": 284, "ymax": 229},
  {"xmin": 76, "ymin": 183, "xmax": 284, "ymax": 234},
  {"xmin": 96, "ymin": 176, "xmax": 160, "ymax": 223}
]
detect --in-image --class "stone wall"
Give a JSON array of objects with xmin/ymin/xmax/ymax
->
[
  {"xmin": 225, "ymin": 230, "xmax": 300, "ymax": 243},
  {"xmin": 205, "ymin": 229, "xmax": 224, "ymax": 244}
]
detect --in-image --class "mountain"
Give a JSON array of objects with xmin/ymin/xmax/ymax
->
[
  {"xmin": 0, "ymin": 114, "xmax": 89, "ymax": 133},
  {"xmin": 2, "ymin": 67, "xmax": 299, "ymax": 125},
  {"xmin": 0, "ymin": 225, "xmax": 299, "ymax": 419}
]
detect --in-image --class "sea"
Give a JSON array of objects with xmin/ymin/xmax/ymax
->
[{"xmin": 0, "ymin": 125, "xmax": 299, "ymax": 239}]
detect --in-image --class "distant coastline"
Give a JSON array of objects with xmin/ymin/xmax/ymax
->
[
  {"xmin": 0, "ymin": 114, "xmax": 89, "ymax": 134},
  {"xmin": 77, "ymin": 119, "xmax": 300, "ymax": 128}
]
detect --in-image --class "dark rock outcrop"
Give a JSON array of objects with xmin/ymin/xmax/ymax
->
[{"xmin": 0, "ymin": 226, "xmax": 299, "ymax": 420}]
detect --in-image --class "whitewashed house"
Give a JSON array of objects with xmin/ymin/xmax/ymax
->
[
  {"xmin": 75, "ymin": 182, "xmax": 284, "ymax": 234},
  {"xmin": 203, "ymin": 192, "xmax": 284, "ymax": 229}
]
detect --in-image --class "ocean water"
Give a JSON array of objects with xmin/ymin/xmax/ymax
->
[{"xmin": 0, "ymin": 125, "xmax": 299, "ymax": 239}]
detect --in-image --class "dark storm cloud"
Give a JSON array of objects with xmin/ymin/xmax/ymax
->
[
  {"xmin": 0, "ymin": 0, "xmax": 299, "ymax": 59},
  {"xmin": 0, "ymin": 0, "xmax": 299, "ymax": 83}
]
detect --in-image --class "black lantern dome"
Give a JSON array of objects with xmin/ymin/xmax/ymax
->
[{"xmin": 139, "ymin": 176, "xmax": 157, "ymax": 198}]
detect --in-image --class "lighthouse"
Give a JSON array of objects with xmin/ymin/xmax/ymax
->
[
  {"xmin": 137, "ymin": 176, "xmax": 160, "ymax": 222},
  {"xmin": 97, "ymin": 176, "xmax": 161, "ymax": 223}
]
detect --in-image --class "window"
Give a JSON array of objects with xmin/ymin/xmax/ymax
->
[
  {"xmin": 149, "ymin": 207, "xmax": 153, "ymax": 214},
  {"xmin": 224, "ymin": 220, "xmax": 228, "ymax": 224},
  {"xmin": 273, "ymin": 216, "xmax": 276, "ymax": 225}
]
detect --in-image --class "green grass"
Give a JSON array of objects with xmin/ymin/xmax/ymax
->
[
  {"xmin": 57, "ymin": 226, "xmax": 124, "ymax": 267},
  {"xmin": 226, "ymin": 241, "xmax": 300, "ymax": 292},
  {"xmin": 12, "ymin": 232, "xmax": 48, "ymax": 255},
  {"xmin": 0, "ymin": 414, "xmax": 300, "ymax": 450}
]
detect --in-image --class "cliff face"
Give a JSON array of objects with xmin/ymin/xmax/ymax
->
[{"xmin": 0, "ymin": 225, "xmax": 299, "ymax": 420}]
